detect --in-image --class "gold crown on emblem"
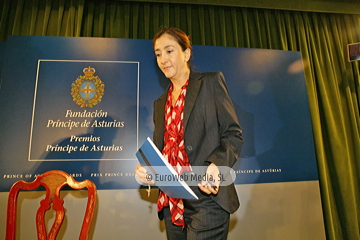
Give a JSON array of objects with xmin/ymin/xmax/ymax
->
[{"xmin": 83, "ymin": 66, "xmax": 96, "ymax": 77}]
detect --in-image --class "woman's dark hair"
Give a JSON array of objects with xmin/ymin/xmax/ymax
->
[{"xmin": 152, "ymin": 27, "xmax": 192, "ymax": 67}]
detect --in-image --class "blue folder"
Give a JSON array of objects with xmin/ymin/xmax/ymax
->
[{"xmin": 136, "ymin": 137, "xmax": 198, "ymax": 200}]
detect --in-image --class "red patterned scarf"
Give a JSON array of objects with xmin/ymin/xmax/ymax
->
[{"xmin": 157, "ymin": 80, "xmax": 191, "ymax": 228}]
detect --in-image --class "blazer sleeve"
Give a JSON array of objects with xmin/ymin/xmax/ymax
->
[{"xmin": 205, "ymin": 72, "xmax": 244, "ymax": 168}]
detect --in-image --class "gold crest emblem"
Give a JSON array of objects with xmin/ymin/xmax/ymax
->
[{"xmin": 71, "ymin": 66, "xmax": 105, "ymax": 107}]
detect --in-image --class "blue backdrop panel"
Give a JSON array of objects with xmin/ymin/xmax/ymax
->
[
  {"xmin": 0, "ymin": 41, "xmax": 6, "ymax": 86},
  {"xmin": 0, "ymin": 36, "xmax": 318, "ymax": 191}
]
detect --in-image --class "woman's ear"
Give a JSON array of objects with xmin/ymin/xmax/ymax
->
[{"xmin": 184, "ymin": 48, "xmax": 191, "ymax": 62}]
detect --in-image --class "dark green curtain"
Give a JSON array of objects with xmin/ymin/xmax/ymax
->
[{"xmin": 0, "ymin": 0, "xmax": 359, "ymax": 239}]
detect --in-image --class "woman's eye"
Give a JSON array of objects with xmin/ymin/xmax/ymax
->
[{"xmin": 167, "ymin": 50, "xmax": 173, "ymax": 54}]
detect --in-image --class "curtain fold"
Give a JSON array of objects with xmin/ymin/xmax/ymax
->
[{"xmin": 0, "ymin": 0, "xmax": 359, "ymax": 239}]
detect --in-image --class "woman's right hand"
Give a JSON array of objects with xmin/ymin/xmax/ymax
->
[{"xmin": 134, "ymin": 164, "xmax": 155, "ymax": 184}]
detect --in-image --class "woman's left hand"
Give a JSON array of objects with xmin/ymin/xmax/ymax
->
[{"xmin": 198, "ymin": 163, "xmax": 220, "ymax": 195}]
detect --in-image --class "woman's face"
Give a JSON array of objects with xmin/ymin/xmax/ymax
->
[{"xmin": 154, "ymin": 33, "xmax": 190, "ymax": 81}]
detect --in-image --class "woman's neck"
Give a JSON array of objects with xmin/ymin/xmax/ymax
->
[{"xmin": 170, "ymin": 69, "xmax": 190, "ymax": 91}]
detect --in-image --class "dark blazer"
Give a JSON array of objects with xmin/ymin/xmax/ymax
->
[{"xmin": 153, "ymin": 70, "xmax": 243, "ymax": 214}]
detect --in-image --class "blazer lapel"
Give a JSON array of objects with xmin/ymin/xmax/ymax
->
[
  {"xmin": 154, "ymin": 90, "xmax": 167, "ymax": 149},
  {"xmin": 184, "ymin": 71, "xmax": 203, "ymax": 129}
]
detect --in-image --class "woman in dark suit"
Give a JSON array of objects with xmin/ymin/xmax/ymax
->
[{"xmin": 135, "ymin": 27, "xmax": 243, "ymax": 240}]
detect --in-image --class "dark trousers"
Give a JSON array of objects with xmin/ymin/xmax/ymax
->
[{"xmin": 163, "ymin": 197, "xmax": 230, "ymax": 240}]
